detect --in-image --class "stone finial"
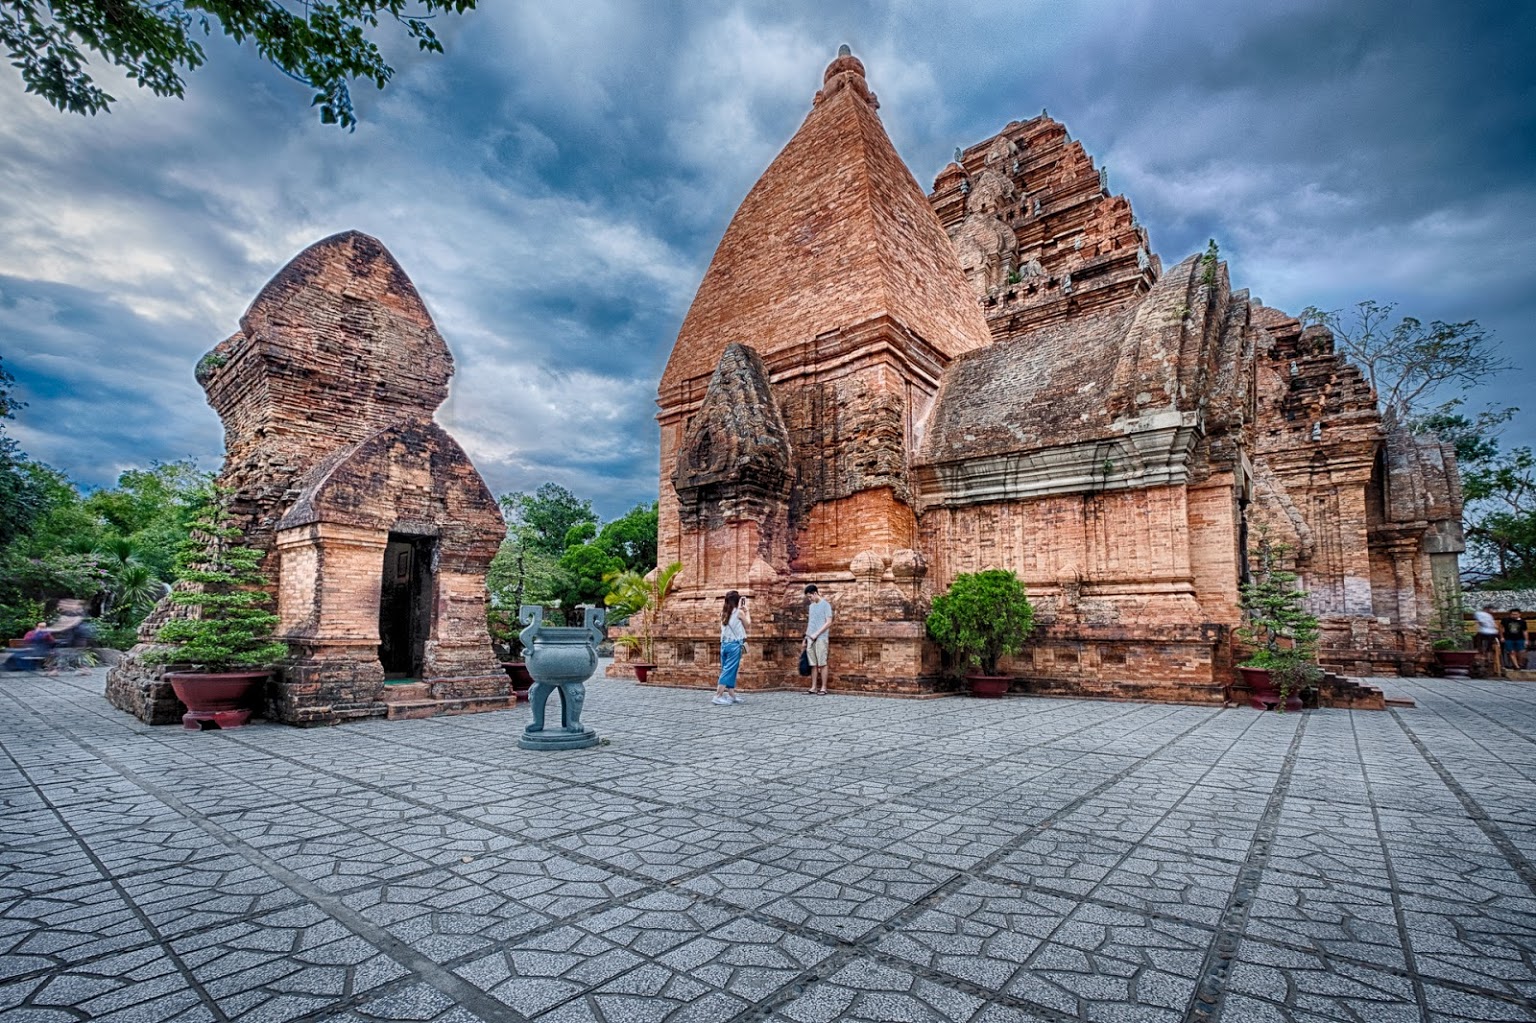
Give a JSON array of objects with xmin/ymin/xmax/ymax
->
[
  {"xmin": 816, "ymin": 45, "xmax": 877, "ymax": 109},
  {"xmin": 823, "ymin": 45, "xmax": 867, "ymax": 84}
]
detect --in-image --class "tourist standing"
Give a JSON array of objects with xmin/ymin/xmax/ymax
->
[
  {"xmin": 1475, "ymin": 603, "xmax": 1499, "ymax": 672},
  {"xmin": 713, "ymin": 591, "xmax": 749, "ymax": 705},
  {"xmin": 804, "ymin": 584, "xmax": 833, "ymax": 694},
  {"xmin": 1502, "ymin": 608, "xmax": 1527, "ymax": 671}
]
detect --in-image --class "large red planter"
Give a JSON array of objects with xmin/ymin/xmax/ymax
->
[
  {"xmin": 965, "ymin": 674, "xmax": 1011, "ymax": 698},
  {"xmin": 1238, "ymin": 666, "xmax": 1302, "ymax": 712},
  {"xmin": 501, "ymin": 661, "xmax": 534, "ymax": 701},
  {"xmin": 165, "ymin": 671, "xmax": 268, "ymax": 730},
  {"xmin": 1434, "ymin": 649, "xmax": 1477, "ymax": 678},
  {"xmin": 632, "ymin": 663, "xmax": 657, "ymax": 684}
]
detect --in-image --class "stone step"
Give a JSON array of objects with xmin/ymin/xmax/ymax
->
[
  {"xmin": 380, "ymin": 683, "xmax": 432, "ymax": 703},
  {"xmin": 385, "ymin": 700, "xmax": 439, "ymax": 720}
]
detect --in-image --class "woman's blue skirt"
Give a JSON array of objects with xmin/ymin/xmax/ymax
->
[{"xmin": 718, "ymin": 639, "xmax": 743, "ymax": 689}]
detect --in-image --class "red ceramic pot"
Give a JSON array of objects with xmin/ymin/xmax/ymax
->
[
  {"xmin": 632, "ymin": 663, "xmax": 657, "ymax": 684},
  {"xmin": 1237, "ymin": 666, "xmax": 1302, "ymax": 712},
  {"xmin": 501, "ymin": 661, "xmax": 534, "ymax": 701},
  {"xmin": 965, "ymin": 674, "xmax": 1011, "ymax": 698},
  {"xmin": 165, "ymin": 671, "xmax": 267, "ymax": 730}
]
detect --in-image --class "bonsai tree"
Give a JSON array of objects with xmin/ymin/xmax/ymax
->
[
  {"xmin": 925, "ymin": 569, "xmax": 1036, "ymax": 676},
  {"xmin": 149, "ymin": 486, "xmax": 288, "ymax": 672},
  {"xmin": 603, "ymin": 561, "xmax": 682, "ymax": 665},
  {"xmin": 1236, "ymin": 538, "xmax": 1322, "ymax": 708}
]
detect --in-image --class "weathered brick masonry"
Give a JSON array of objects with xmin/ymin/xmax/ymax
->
[
  {"xmin": 108, "ymin": 232, "xmax": 508, "ymax": 725},
  {"xmin": 629, "ymin": 49, "xmax": 1462, "ymax": 699}
]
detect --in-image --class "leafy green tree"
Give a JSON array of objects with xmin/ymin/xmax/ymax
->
[
  {"xmin": 925, "ymin": 569, "xmax": 1036, "ymax": 676},
  {"xmin": 1414, "ymin": 404, "xmax": 1536, "ymax": 586},
  {"xmin": 0, "ymin": 356, "xmax": 48, "ymax": 548},
  {"xmin": 2, "ymin": 0, "xmax": 479, "ymax": 129},
  {"xmin": 595, "ymin": 502, "xmax": 658, "ymax": 573},
  {"xmin": 84, "ymin": 460, "xmax": 209, "ymax": 580},
  {"xmin": 500, "ymin": 483, "xmax": 598, "ymax": 557},
  {"xmin": 554, "ymin": 541, "xmax": 622, "ymax": 613}
]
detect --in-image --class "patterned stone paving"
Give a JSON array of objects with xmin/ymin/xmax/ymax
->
[{"xmin": 0, "ymin": 670, "xmax": 1534, "ymax": 1022}]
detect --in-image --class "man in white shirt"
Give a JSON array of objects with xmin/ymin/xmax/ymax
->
[
  {"xmin": 1475, "ymin": 603, "xmax": 1499, "ymax": 672},
  {"xmin": 804, "ymin": 585, "xmax": 833, "ymax": 695}
]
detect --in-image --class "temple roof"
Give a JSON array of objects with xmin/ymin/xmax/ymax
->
[{"xmin": 660, "ymin": 48, "xmax": 992, "ymax": 395}]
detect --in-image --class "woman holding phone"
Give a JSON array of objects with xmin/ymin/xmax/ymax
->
[{"xmin": 712, "ymin": 590, "xmax": 749, "ymax": 705}]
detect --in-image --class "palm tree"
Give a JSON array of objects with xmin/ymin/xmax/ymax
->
[{"xmin": 603, "ymin": 561, "xmax": 682, "ymax": 665}]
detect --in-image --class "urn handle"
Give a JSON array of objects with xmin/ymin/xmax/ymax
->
[
  {"xmin": 518, "ymin": 605, "xmax": 543, "ymax": 651},
  {"xmin": 584, "ymin": 606, "xmax": 607, "ymax": 648}
]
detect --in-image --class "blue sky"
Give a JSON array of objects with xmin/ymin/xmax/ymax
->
[{"xmin": 2, "ymin": 1, "xmax": 1532, "ymax": 521}]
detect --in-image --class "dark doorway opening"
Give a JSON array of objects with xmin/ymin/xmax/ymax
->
[{"xmin": 379, "ymin": 534, "xmax": 435, "ymax": 679}]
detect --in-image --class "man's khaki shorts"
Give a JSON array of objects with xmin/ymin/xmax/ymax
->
[{"xmin": 806, "ymin": 634, "xmax": 829, "ymax": 667}]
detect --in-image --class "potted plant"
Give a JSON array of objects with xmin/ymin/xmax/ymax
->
[
  {"xmin": 604, "ymin": 562, "xmax": 681, "ymax": 683},
  {"xmin": 148, "ymin": 487, "xmax": 288, "ymax": 729},
  {"xmin": 925, "ymin": 569, "xmax": 1036, "ymax": 697},
  {"xmin": 1236, "ymin": 539, "xmax": 1321, "ymax": 712},
  {"xmin": 1429, "ymin": 588, "xmax": 1475, "ymax": 678}
]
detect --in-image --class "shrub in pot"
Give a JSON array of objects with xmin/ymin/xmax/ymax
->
[
  {"xmin": 603, "ymin": 561, "xmax": 682, "ymax": 682},
  {"xmin": 1236, "ymin": 539, "xmax": 1321, "ymax": 712},
  {"xmin": 1428, "ymin": 588, "xmax": 1476, "ymax": 677},
  {"xmin": 148, "ymin": 486, "xmax": 288, "ymax": 729},
  {"xmin": 925, "ymin": 569, "xmax": 1036, "ymax": 697}
]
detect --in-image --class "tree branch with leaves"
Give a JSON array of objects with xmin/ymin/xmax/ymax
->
[{"xmin": 2, "ymin": 0, "xmax": 478, "ymax": 128}]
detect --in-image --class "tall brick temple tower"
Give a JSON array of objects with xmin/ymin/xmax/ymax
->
[
  {"xmin": 633, "ymin": 46, "xmax": 1463, "ymax": 698},
  {"xmin": 651, "ymin": 46, "xmax": 994, "ymax": 691}
]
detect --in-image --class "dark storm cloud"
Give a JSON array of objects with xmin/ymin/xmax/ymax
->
[{"xmin": 2, "ymin": 1, "xmax": 1532, "ymax": 520}]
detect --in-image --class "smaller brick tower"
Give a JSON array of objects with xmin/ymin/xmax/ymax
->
[{"xmin": 108, "ymin": 232, "xmax": 509, "ymax": 726}]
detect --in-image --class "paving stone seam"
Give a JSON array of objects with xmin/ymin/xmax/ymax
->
[
  {"xmin": 730, "ymin": 706, "xmax": 1231, "ymax": 1023},
  {"xmin": 1182, "ymin": 711, "xmax": 1307, "ymax": 1023},
  {"xmin": 1389, "ymin": 708, "xmax": 1536, "ymax": 901},
  {"xmin": 0, "ymin": 691, "xmax": 534, "ymax": 1023},
  {"xmin": 1352, "ymin": 709, "xmax": 1436, "ymax": 1023},
  {"xmin": 0, "ymin": 727, "xmax": 239, "ymax": 1023}
]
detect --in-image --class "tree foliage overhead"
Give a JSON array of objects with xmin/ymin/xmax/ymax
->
[
  {"xmin": 501, "ymin": 483, "xmax": 598, "ymax": 557},
  {"xmin": 2, "ymin": 0, "xmax": 478, "ymax": 128}
]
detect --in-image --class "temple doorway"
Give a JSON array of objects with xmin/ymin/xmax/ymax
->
[{"xmin": 379, "ymin": 534, "xmax": 435, "ymax": 679}]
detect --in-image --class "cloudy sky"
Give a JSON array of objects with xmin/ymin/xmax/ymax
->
[{"xmin": 3, "ymin": 0, "xmax": 1532, "ymax": 520}]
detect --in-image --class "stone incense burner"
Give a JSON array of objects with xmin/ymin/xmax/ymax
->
[{"xmin": 516, "ymin": 605, "xmax": 604, "ymax": 750}]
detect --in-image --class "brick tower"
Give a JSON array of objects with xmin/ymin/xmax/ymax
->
[{"xmin": 647, "ymin": 47, "xmax": 994, "ymax": 692}]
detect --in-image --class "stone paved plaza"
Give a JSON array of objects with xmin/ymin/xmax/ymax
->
[{"xmin": 2, "ymin": 670, "xmax": 1534, "ymax": 1023}]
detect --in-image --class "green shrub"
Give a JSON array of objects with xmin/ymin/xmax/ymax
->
[{"xmin": 925, "ymin": 569, "xmax": 1036, "ymax": 676}]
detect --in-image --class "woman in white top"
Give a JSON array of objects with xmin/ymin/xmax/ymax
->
[{"xmin": 713, "ymin": 590, "xmax": 750, "ymax": 705}]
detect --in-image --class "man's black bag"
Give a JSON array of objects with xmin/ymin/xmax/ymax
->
[{"xmin": 798, "ymin": 649, "xmax": 813, "ymax": 676}]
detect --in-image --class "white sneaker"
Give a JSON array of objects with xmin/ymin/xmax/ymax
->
[
  {"xmin": 729, "ymin": 693, "xmax": 744, "ymax": 703},
  {"xmin": 711, "ymin": 696, "xmax": 732, "ymax": 705}
]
